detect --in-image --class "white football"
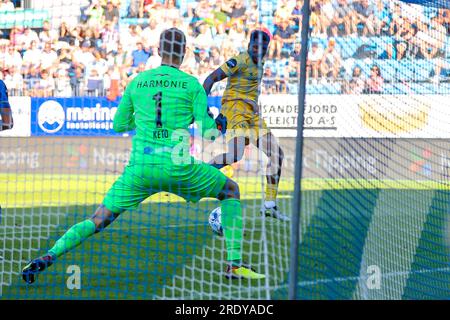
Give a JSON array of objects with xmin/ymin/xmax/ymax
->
[{"xmin": 208, "ymin": 207, "xmax": 223, "ymax": 236}]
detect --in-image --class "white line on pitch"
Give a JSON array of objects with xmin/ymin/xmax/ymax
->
[{"xmin": 160, "ymin": 266, "xmax": 450, "ymax": 299}]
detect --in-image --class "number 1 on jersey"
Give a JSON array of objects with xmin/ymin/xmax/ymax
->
[{"xmin": 153, "ymin": 91, "xmax": 163, "ymax": 128}]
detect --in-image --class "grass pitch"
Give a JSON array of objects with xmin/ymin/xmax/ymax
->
[{"xmin": 1, "ymin": 174, "xmax": 449, "ymax": 299}]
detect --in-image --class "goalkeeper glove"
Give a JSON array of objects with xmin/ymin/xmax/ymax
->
[{"xmin": 215, "ymin": 113, "xmax": 227, "ymax": 135}]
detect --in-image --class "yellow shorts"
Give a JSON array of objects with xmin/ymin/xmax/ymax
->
[{"xmin": 221, "ymin": 100, "xmax": 269, "ymax": 143}]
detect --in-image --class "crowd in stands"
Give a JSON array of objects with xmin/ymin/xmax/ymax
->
[{"xmin": 0, "ymin": 0, "xmax": 449, "ymax": 97}]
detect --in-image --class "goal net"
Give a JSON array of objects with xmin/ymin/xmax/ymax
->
[
  {"xmin": 1, "ymin": 0, "xmax": 450, "ymax": 300},
  {"xmin": 281, "ymin": 0, "xmax": 450, "ymax": 299},
  {"xmin": 0, "ymin": 0, "xmax": 292, "ymax": 299}
]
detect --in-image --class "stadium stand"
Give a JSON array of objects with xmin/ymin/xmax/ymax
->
[{"xmin": 0, "ymin": 0, "xmax": 449, "ymax": 96}]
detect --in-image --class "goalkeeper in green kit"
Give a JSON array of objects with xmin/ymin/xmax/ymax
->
[{"xmin": 22, "ymin": 28, "xmax": 265, "ymax": 283}]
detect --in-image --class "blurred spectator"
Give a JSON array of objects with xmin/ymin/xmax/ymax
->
[
  {"xmin": 105, "ymin": 65, "xmax": 121, "ymax": 100},
  {"xmin": 433, "ymin": 58, "xmax": 450, "ymax": 84},
  {"xmin": 86, "ymin": 0, "xmax": 105, "ymax": 30},
  {"xmin": 161, "ymin": 0, "xmax": 180, "ymax": 26},
  {"xmin": 228, "ymin": 0, "xmax": 247, "ymax": 22},
  {"xmin": 209, "ymin": 46, "xmax": 224, "ymax": 68},
  {"xmin": 70, "ymin": 65, "xmax": 85, "ymax": 96},
  {"xmin": 364, "ymin": 64, "xmax": 384, "ymax": 94},
  {"xmin": 87, "ymin": 49, "xmax": 108, "ymax": 78},
  {"xmin": 3, "ymin": 65, "xmax": 23, "ymax": 95},
  {"xmin": 291, "ymin": 0, "xmax": 304, "ymax": 30},
  {"xmin": 131, "ymin": 41, "xmax": 150, "ymax": 71},
  {"xmin": 180, "ymin": 45, "xmax": 197, "ymax": 75},
  {"xmin": 436, "ymin": 8, "xmax": 450, "ymax": 34},
  {"xmin": 57, "ymin": 45, "xmax": 73, "ymax": 68},
  {"xmin": 9, "ymin": 26, "xmax": 24, "ymax": 47},
  {"xmin": 197, "ymin": 48, "xmax": 210, "ymax": 68},
  {"xmin": 307, "ymin": 41, "xmax": 323, "ymax": 81},
  {"xmin": 22, "ymin": 40, "xmax": 41, "ymax": 70},
  {"xmin": 309, "ymin": 0, "xmax": 322, "ymax": 37},
  {"xmin": 354, "ymin": 0, "xmax": 377, "ymax": 36},
  {"xmin": 194, "ymin": 0, "xmax": 213, "ymax": 20},
  {"xmin": 261, "ymin": 66, "xmax": 277, "ymax": 94},
  {"xmin": 128, "ymin": 0, "xmax": 142, "ymax": 18},
  {"xmin": 142, "ymin": 0, "xmax": 157, "ymax": 18},
  {"xmin": 40, "ymin": 42, "xmax": 58, "ymax": 72},
  {"xmin": 0, "ymin": 0, "xmax": 15, "ymax": 11},
  {"xmin": 193, "ymin": 22, "xmax": 214, "ymax": 50},
  {"xmin": 86, "ymin": 68, "xmax": 104, "ymax": 96},
  {"xmin": 76, "ymin": 40, "xmax": 95, "ymax": 70},
  {"xmin": 220, "ymin": 0, "xmax": 234, "ymax": 17},
  {"xmin": 54, "ymin": 69, "xmax": 73, "ymax": 97},
  {"xmin": 246, "ymin": 1, "xmax": 260, "ymax": 31},
  {"xmin": 274, "ymin": 0, "xmax": 295, "ymax": 26},
  {"xmin": 375, "ymin": 0, "xmax": 391, "ymax": 35},
  {"xmin": 343, "ymin": 65, "xmax": 366, "ymax": 94},
  {"xmin": 385, "ymin": 17, "xmax": 416, "ymax": 60},
  {"xmin": 36, "ymin": 69, "xmax": 55, "ymax": 97},
  {"xmin": 227, "ymin": 20, "xmax": 246, "ymax": 52},
  {"xmin": 22, "ymin": 27, "xmax": 40, "ymax": 49},
  {"xmin": 388, "ymin": 2, "xmax": 403, "ymax": 36},
  {"xmin": 270, "ymin": 19, "xmax": 296, "ymax": 59},
  {"xmin": 0, "ymin": 41, "xmax": 6, "ymax": 69},
  {"xmin": 287, "ymin": 56, "xmax": 299, "ymax": 80},
  {"xmin": 145, "ymin": 46, "xmax": 161, "ymax": 70},
  {"xmin": 415, "ymin": 17, "xmax": 446, "ymax": 60},
  {"xmin": 39, "ymin": 20, "xmax": 58, "ymax": 44},
  {"xmin": 330, "ymin": 0, "xmax": 356, "ymax": 37},
  {"xmin": 24, "ymin": 66, "xmax": 41, "ymax": 96},
  {"xmin": 121, "ymin": 24, "xmax": 142, "ymax": 53},
  {"xmin": 101, "ymin": 21, "xmax": 120, "ymax": 53},
  {"xmin": 320, "ymin": 0, "xmax": 334, "ymax": 36},
  {"xmin": 4, "ymin": 44, "xmax": 22, "ymax": 71},
  {"xmin": 212, "ymin": 23, "xmax": 228, "ymax": 49},
  {"xmin": 290, "ymin": 42, "xmax": 301, "ymax": 62},
  {"xmin": 320, "ymin": 38, "xmax": 342, "ymax": 80},
  {"xmin": 141, "ymin": 19, "xmax": 161, "ymax": 49},
  {"xmin": 58, "ymin": 22, "xmax": 73, "ymax": 44},
  {"xmin": 108, "ymin": 43, "xmax": 132, "ymax": 78},
  {"xmin": 103, "ymin": 1, "xmax": 120, "ymax": 26},
  {"xmin": 129, "ymin": 62, "xmax": 146, "ymax": 81}
]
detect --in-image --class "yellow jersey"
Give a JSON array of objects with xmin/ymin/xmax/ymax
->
[{"xmin": 220, "ymin": 51, "xmax": 264, "ymax": 110}]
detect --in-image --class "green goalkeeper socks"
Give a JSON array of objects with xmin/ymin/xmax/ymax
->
[
  {"xmin": 48, "ymin": 219, "xmax": 96, "ymax": 258},
  {"xmin": 221, "ymin": 198, "xmax": 243, "ymax": 263}
]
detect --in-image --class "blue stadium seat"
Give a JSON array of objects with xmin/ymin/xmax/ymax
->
[
  {"xmin": 356, "ymin": 60, "xmax": 374, "ymax": 78},
  {"xmin": 335, "ymin": 37, "xmax": 363, "ymax": 59},
  {"xmin": 396, "ymin": 60, "xmax": 416, "ymax": 82},
  {"xmin": 307, "ymin": 83, "xmax": 341, "ymax": 94},
  {"xmin": 415, "ymin": 59, "xmax": 434, "ymax": 82},
  {"xmin": 370, "ymin": 36, "xmax": 392, "ymax": 57},
  {"xmin": 259, "ymin": 0, "xmax": 275, "ymax": 16},
  {"xmin": 445, "ymin": 36, "xmax": 450, "ymax": 58}
]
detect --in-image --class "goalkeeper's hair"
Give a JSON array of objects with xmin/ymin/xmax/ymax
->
[{"xmin": 159, "ymin": 28, "xmax": 186, "ymax": 67}]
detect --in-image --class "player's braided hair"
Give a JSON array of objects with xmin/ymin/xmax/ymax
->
[
  {"xmin": 250, "ymin": 29, "xmax": 271, "ymax": 44},
  {"xmin": 159, "ymin": 28, "xmax": 186, "ymax": 67}
]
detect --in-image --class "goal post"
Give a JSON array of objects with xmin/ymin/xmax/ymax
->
[{"xmin": 289, "ymin": 0, "xmax": 450, "ymax": 299}]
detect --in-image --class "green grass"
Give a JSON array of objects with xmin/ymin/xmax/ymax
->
[
  {"xmin": 1, "ymin": 199, "xmax": 292, "ymax": 299},
  {"xmin": 1, "ymin": 174, "xmax": 450, "ymax": 299}
]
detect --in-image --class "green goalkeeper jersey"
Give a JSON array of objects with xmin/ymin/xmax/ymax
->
[{"xmin": 113, "ymin": 65, "xmax": 217, "ymax": 165}]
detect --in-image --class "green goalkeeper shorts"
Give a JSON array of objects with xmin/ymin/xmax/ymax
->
[{"xmin": 102, "ymin": 161, "xmax": 227, "ymax": 213}]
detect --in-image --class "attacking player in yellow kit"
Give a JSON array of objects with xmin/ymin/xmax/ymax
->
[{"xmin": 203, "ymin": 29, "xmax": 289, "ymax": 221}]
